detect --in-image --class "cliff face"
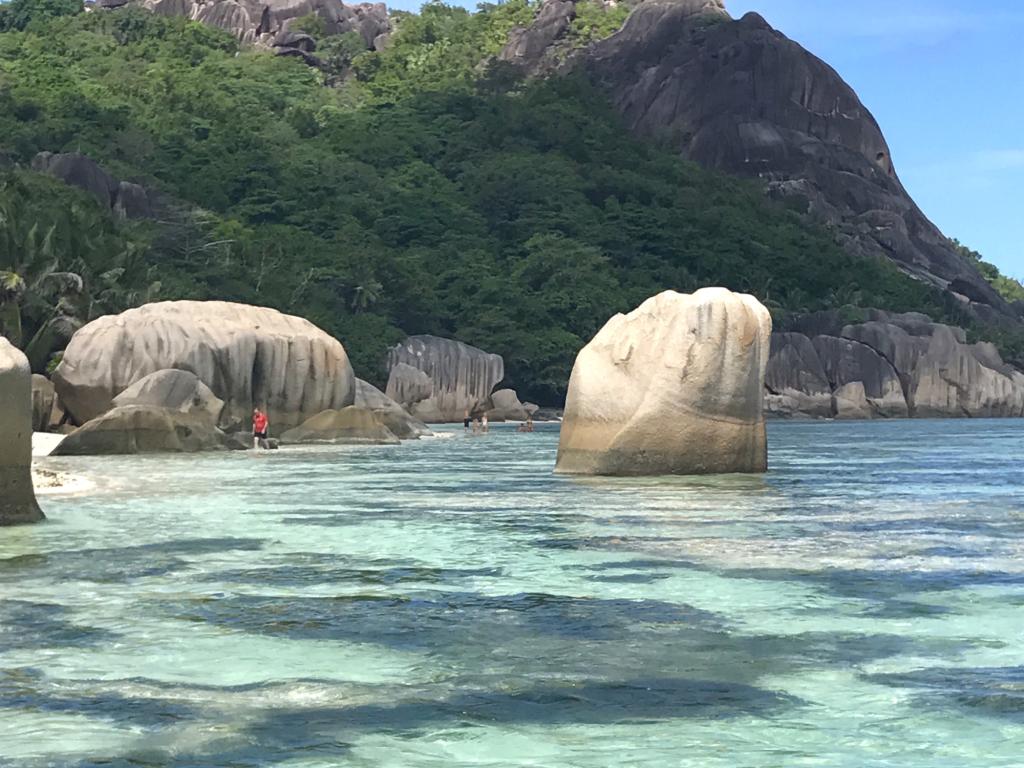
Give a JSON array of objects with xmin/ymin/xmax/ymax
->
[
  {"xmin": 586, "ymin": 2, "xmax": 1008, "ymax": 312},
  {"xmin": 501, "ymin": 0, "xmax": 1009, "ymax": 317},
  {"xmin": 765, "ymin": 312, "xmax": 1024, "ymax": 419}
]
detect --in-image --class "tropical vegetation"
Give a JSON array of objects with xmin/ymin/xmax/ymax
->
[{"xmin": 0, "ymin": 0, "xmax": 1018, "ymax": 400}]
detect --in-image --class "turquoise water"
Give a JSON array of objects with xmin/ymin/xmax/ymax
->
[{"xmin": 2, "ymin": 420, "xmax": 1024, "ymax": 767}]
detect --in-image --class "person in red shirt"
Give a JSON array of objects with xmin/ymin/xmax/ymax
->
[{"xmin": 252, "ymin": 407, "xmax": 269, "ymax": 449}]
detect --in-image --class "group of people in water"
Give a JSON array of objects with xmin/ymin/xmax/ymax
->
[
  {"xmin": 462, "ymin": 409, "xmax": 534, "ymax": 434},
  {"xmin": 253, "ymin": 405, "xmax": 535, "ymax": 448}
]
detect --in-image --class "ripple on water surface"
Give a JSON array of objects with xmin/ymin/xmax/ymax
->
[{"xmin": 1, "ymin": 419, "xmax": 1023, "ymax": 767}]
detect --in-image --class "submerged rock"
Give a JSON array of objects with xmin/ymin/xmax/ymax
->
[
  {"xmin": 53, "ymin": 301, "xmax": 355, "ymax": 431},
  {"xmin": 279, "ymin": 406, "xmax": 400, "ymax": 445},
  {"xmin": 385, "ymin": 335, "xmax": 504, "ymax": 423},
  {"xmin": 0, "ymin": 338, "xmax": 45, "ymax": 524},
  {"xmin": 52, "ymin": 406, "xmax": 234, "ymax": 455},
  {"xmin": 112, "ymin": 369, "xmax": 225, "ymax": 423},
  {"xmin": 354, "ymin": 378, "xmax": 431, "ymax": 439},
  {"xmin": 557, "ymin": 288, "xmax": 771, "ymax": 476}
]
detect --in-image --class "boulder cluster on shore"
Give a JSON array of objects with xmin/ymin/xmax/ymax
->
[{"xmin": 19, "ymin": 300, "xmax": 541, "ymax": 462}]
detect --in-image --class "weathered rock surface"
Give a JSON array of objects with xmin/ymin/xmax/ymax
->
[
  {"xmin": 386, "ymin": 335, "xmax": 505, "ymax": 423},
  {"xmin": 0, "ymin": 338, "xmax": 45, "ymax": 524},
  {"xmin": 31, "ymin": 152, "xmax": 152, "ymax": 219},
  {"xmin": 52, "ymin": 406, "xmax": 233, "ymax": 455},
  {"xmin": 765, "ymin": 312, "xmax": 1024, "ymax": 418},
  {"xmin": 764, "ymin": 333, "xmax": 832, "ymax": 418},
  {"xmin": 53, "ymin": 301, "xmax": 355, "ymax": 430},
  {"xmin": 812, "ymin": 336, "xmax": 907, "ymax": 418},
  {"xmin": 384, "ymin": 363, "xmax": 434, "ymax": 410},
  {"xmin": 354, "ymin": 378, "xmax": 431, "ymax": 439},
  {"xmin": 31, "ymin": 374, "xmax": 56, "ymax": 433},
  {"xmin": 280, "ymin": 406, "xmax": 400, "ymax": 444},
  {"xmin": 572, "ymin": 0, "xmax": 1007, "ymax": 315},
  {"xmin": 136, "ymin": 0, "xmax": 391, "ymax": 51},
  {"xmin": 112, "ymin": 369, "xmax": 225, "ymax": 423},
  {"xmin": 487, "ymin": 388, "xmax": 531, "ymax": 422},
  {"xmin": 557, "ymin": 287, "xmax": 771, "ymax": 476}
]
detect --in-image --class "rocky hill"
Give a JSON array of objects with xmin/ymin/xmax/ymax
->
[{"xmin": 2, "ymin": 0, "xmax": 1021, "ymax": 412}]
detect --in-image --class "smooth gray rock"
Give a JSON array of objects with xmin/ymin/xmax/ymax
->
[
  {"xmin": 384, "ymin": 363, "xmax": 434, "ymax": 409},
  {"xmin": 498, "ymin": 0, "xmax": 576, "ymax": 73},
  {"xmin": 53, "ymin": 405, "xmax": 232, "ymax": 455},
  {"xmin": 487, "ymin": 388, "xmax": 531, "ymax": 421},
  {"xmin": 30, "ymin": 374, "xmax": 56, "ymax": 433},
  {"xmin": 0, "ymin": 339, "xmax": 44, "ymax": 524},
  {"xmin": 31, "ymin": 152, "xmax": 116, "ymax": 208},
  {"xmin": 135, "ymin": 0, "xmax": 391, "ymax": 49},
  {"xmin": 764, "ymin": 333, "xmax": 832, "ymax": 418},
  {"xmin": 812, "ymin": 335, "xmax": 907, "ymax": 418},
  {"xmin": 354, "ymin": 378, "xmax": 431, "ymax": 439},
  {"xmin": 53, "ymin": 301, "xmax": 355, "ymax": 430},
  {"xmin": 763, "ymin": 315, "xmax": 1024, "ymax": 419},
  {"xmin": 112, "ymin": 369, "xmax": 225, "ymax": 423},
  {"xmin": 113, "ymin": 181, "xmax": 152, "ymax": 220},
  {"xmin": 386, "ymin": 335, "xmax": 504, "ymax": 423},
  {"xmin": 279, "ymin": 406, "xmax": 400, "ymax": 444}
]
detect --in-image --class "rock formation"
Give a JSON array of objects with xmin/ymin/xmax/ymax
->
[
  {"xmin": 354, "ymin": 378, "xmax": 431, "ymax": 439},
  {"xmin": 498, "ymin": 0, "xmax": 1008, "ymax": 317},
  {"xmin": 764, "ymin": 312, "xmax": 1024, "ymax": 418},
  {"xmin": 583, "ymin": 1, "xmax": 1008, "ymax": 313},
  {"xmin": 556, "ymin": 287, "xmax": 771, "ymax": 476},
  {"xmin": 52, "ymin": 405, "xmax": 234, "ymax": 455},
  {"xmin": 0, "ymin": 338, "xmax": 45, "ymax": 524},
  {"xmin": 30, "ymin": 374, "xmax": 56, "ymax": 433},
  {"xmin": 53, "ymin": 301, "xmax": 355, "ymax": 430},
  {"xmin": 385, "ymin": 335, "xmax": 505, "ymax": 423},
  {"xmin": 279, "ymin": 406, "xmax": 400, "ymax": 444},
  {"xmin": 128, "ymin": 0, "xmax": 391, "ymax": 51},
  {"xmin": 487, "ymin": 388, "xmax": 532, "ymax": 422},
  {"xmin": 31, "ymin": 152, "xmax": 152, "ymax": 220},
  {"xmin": 112, "ymin": 369, "xmax": 225, "ymax": 423}
]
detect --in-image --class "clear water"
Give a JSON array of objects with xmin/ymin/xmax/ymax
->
[{"xmin": 2, "ymin": 420, "xmax": 1024, "ymax": 767}]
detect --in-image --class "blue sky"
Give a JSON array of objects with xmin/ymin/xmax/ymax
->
[{"xmin": 390, "ymin": 0, "xmax": 1023, "ymax": 276}]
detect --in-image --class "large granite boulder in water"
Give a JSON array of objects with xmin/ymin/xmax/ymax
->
[
  {"xmin": 52, "ymin": 405, "xmax": 233, "ymax": 455},
  {"xmin": 354, "ymin": 378, "xmax": 431, "ymax": 439},
  {"xmin": 280, "ymin": 406, "xmax": 399, "ymax": 445},
  {"xmin": 53, "ymin": 301, "xmax": 355, "ymax": 430},
  {"xmin": 385, "ymin": 335, "xmax": 505, "ymax": 423},
  {"xmin": 0, "ymin": 338, "xmax": 44, "ymax": 525},
  {"xmin": 556, "ymin": 288, "xmax": 771, "ymax": 476}
]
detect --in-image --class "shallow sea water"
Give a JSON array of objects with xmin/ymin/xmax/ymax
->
[{"xmin": 2, "ymin": 419, "xmax": 1024, "ymax": 767}]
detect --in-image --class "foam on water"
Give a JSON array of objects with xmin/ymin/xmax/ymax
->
[{"xmin": 2, "ymin": 419, "xmax": 1023, "ymax": 767}]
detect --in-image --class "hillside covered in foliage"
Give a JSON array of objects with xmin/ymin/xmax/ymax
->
[{"xmin": 0, "ymin": 0, "xmax": 1011, "ymax": 402}]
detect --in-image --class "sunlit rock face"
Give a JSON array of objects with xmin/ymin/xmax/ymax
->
[
  {"xmin": 556, "ymin": 287, "xmax": 771, "ymax": 476},
  {"xmin": 0, "ymin": 338, "xmax": 45, "ymax": 525},
  {"xmin": 385, "ymin": 336, "xmax": 505, "ymax": 423},
  {"xmin": 53, "ymin": 301, "xmax": 355, "ymax": 431}
]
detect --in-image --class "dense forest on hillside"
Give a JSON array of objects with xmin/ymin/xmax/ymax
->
[{"xmin": 0, "ymin": 0, "xmax": 1014, "ymax": 401}]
